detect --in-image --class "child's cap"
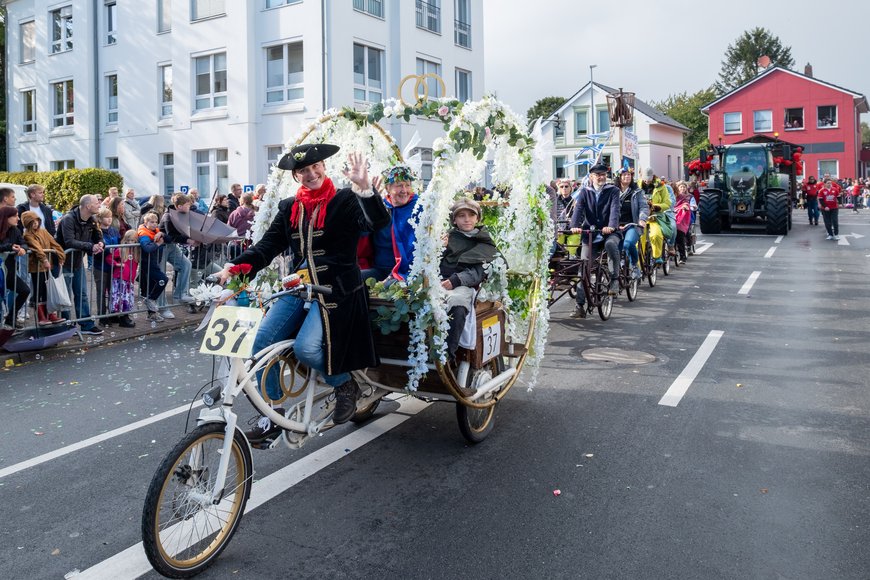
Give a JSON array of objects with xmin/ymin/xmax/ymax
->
[{"xmin": 450, "ymin": 197, "xmax": 481, "ymax": 220}]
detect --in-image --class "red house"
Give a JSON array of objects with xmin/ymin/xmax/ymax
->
[{"xmin": 701, "ymin": 66, "xmax": 868, "ymax": 179}]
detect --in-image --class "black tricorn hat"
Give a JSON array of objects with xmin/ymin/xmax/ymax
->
[{"xmin": 277, "ymin": 143, "xmax": 340, "ymax": 171}]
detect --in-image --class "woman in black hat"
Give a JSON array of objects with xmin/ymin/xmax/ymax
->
[{"xmin": 215, "ymin": 144, "xmax": 390, "ymax": 441}]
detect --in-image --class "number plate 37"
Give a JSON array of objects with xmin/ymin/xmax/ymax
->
[{"xmin": 200, "ymin": 306, "xmax": 264, "ymax": 358}]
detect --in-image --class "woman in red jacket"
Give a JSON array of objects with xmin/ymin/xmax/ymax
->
[{"xmin": 818, "ymin": 178, "xmax": 840, "ymax": 240}]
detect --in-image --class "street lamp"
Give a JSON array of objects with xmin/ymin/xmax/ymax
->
[{"xmin": 589, "ymin": 64, "xmax": 598, "ymax": 135}]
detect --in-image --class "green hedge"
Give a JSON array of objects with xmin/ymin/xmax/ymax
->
[{"xmin": 0, "ymin": 168, "xmax": 124, "ymax": 211}]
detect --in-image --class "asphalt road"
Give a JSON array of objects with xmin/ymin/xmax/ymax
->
[{"xmin": 2, "ymin": 212, "xmax": 869, "ymax": 580}]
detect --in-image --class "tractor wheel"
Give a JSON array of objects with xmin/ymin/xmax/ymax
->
[
  {"xmin": 699, "ymin": 190, "xmax": 722, "ymax": 234},
  {"xmin": 765, "ymin": 190, "xmax": 789, "ymax": 235}
]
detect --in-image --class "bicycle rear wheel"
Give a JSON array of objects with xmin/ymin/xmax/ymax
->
[{"xmin": 142, "ymin": 423, "xmax": 252, "ymax": 578}]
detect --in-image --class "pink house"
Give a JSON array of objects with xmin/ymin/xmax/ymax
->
[{"xmin": 701, "ymin": 66, "xmax": 868, "ymax": 179}]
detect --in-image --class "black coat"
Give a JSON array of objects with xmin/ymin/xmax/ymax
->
[
  {"xmin": 232, "ymin": 188, "xmax": 390, "ymax": 375},
  {"xmin": 56, "ymin": 206, "xmax": 103, "ymax": 271},
  {"xmin": 16, "ymin": 201, "xmax": 56, "ymax": 237}
]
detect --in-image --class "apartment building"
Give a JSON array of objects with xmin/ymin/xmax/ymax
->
[{"xmin": 4, "ymin": 0, "xmax": 483, "ymax": 197}]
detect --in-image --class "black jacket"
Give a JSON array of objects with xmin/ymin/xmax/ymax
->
[
  {"xmin": 16, "ymin": 201, "xmax": 56, "ymax": 237},
  {"xmin": 231, "ymin": 188, "xmax": 390, "ymax": 375},
  {"xmin": 1, "ymin": 227, "xmax": 26, "ymax": 279},
  {"xmin": 159, "ymin": 205, "xmax": 189, "ymax": 244},
  {"xmin": 56, "ymin": 206, "xmax": 103, "ymax": 271}
]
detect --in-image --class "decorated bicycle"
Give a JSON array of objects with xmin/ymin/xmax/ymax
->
[{"xmin": 140, "ymin": 87, "xmax": 553, "ymax": 577}]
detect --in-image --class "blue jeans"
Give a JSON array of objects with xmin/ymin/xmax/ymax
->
[
  {"xmin": 63, "ymin": 267, "xmax": 96, "ymax": 330},
  {"xmin": 622, "ymin": 226, "xmax": 641, "ymax": 266},
  {"xmin": 158, "ymin": 243, "xmax": 192, "ymax": 306},
  {"xmin": 806, "ymin": 198, "xmax": 819, "ymax": 223},
  {"xmin": 253, "ymin": 294, "xmax": 349, "ymax": 400}
]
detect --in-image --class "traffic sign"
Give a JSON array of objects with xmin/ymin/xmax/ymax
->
[
  {"xmin": 180, "ymin": 185, "xmax": 189, "ymax": 193},
  {"xmin": 243, "ymin": 184, "xmax": 254, "ymax": 193}
]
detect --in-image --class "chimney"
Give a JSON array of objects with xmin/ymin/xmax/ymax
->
[
  {"xmin": 757, "ymin": 55, "xmax": 771, "ymax": 70},
  {"xmin": 804, "ymin": 62, "xmax": 813, "ymax": 78}
]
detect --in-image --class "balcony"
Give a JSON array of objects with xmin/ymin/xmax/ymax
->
[
  {"xmin": 454, "ymin": 19, "xmax": 471, "ymax": 48},
  {"xmin": 416, "ymin": 0, "xmax": 440, "ymax": 34}
]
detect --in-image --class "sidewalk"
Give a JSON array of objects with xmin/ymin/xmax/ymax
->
[{"xmin": 1, "ymin": 305, "xmax": 206, "ymax": 369}]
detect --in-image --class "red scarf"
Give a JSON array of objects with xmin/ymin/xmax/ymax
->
[{"xmin": 291, "ymin": 177, "xmax": 337, "ymax": 229}]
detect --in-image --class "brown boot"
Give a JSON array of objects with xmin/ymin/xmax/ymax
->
[{"xmin": 36, "ymin": 304, "xmax": 52, "ymax": 326}]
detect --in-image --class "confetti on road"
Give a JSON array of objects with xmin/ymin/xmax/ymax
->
[{"xmin": 553, "ymin": 489, "xmax": 561, "ymax": 496}]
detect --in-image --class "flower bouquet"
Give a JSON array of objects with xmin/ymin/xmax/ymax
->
[{"xmin": 226, "ymin": 263, "xmax": 254, "ymax": 306}]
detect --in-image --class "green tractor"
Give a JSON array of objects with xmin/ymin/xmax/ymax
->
[{"xmin": 698, "ymin": 143, "xmax": 794, "ymax": 235}]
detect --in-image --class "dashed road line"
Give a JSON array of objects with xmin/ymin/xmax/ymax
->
[
  {"xmin": 774, "ymin": 235, "xmax": 783, "ymax": 244},
  {"xmin": 659, "ymin": 331, "xmax": 725, "ymax": 407},
  {"xmin": 764, "ymin": 247, "xmax": 777, "ymax": 258},
  {"xmin": 738, "ymin": 271, "xmax": 761, "ymax": 295}
]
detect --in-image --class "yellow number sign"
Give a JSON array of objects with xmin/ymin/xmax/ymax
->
[{"xmin": 200, "ymin": 306, "xmax": 264, "ymax": 358}]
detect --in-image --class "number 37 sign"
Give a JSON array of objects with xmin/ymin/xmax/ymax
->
[{"xmin": 200, "ymin": 306, "xmax": 264, "ymax": 358}]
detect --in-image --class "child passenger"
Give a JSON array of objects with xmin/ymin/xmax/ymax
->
[
  {"xmin": 440, "ymin": 197, "xmax": 497, "ymax": 357},
  {"xmin": 108, "ymin": 229, "xmax": 139, "ymax": 328},
  {"xmin": 21, "ymin": 211, "xmax": 65, "ymax": 325}
]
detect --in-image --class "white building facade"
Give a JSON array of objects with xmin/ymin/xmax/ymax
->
[
  {"xmin": 540, "ymin": 82, "xmax": 688, "ymax": 182},
  {"xmin": 3, "ymin": 0, "xmax": 484, "ymax": 198}
]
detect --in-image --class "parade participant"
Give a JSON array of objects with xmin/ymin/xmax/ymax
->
[
  {"xmin": 819, "ymin": 178, "xmax": 840, "ymax": 240},
  {"xmin": 804, "ymin": 176, "xmax": 820, "ymax": 225},
  {"xmin": 0, "ymin": 206, "xmax": 29, "ymax": 328},
  {"xmin": 137, "ymin": 211, "xmax": 169, "ymax": 321},
  {"xmin": 362, "ymin": 165, "xmax": 419, "ymax": 283},
  {"xmin": 674, "ymin": 181, "xmax": 697, "ymax": 264},
  {"xmin": 440, "ymin": 197, "xmax": 497, "ymax": 357},
  {"xmin": 569, "ymin": 162, "xmax": 621, "ymax": 319},
  {"xmin": 640, "ymin": 168, "xmax": 672, "ymax": 264},
  {"xmin": 615, "ymin": 168, "xmax": 647, "ymax": 280},
  {"xmin": 214, "ymin": 144, "xmax": 390, "ymax": 439},
  {"xmin": 21, "ymin": 211, "xmax": 65, "ymax": 324},
  {"xmin": 851, "ymin": 179, "xmax": 862, "ymax": 213},
  {"xmin": 56, "ymin": 194, "xmax": 104, "ymax": 335}
]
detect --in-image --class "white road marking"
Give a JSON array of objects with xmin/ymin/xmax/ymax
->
[
  {"xmin": 764, "ymin": 247, "xmax": 777, "ymax": 258},
  {"xmin": 837, "ymin": 236, "xmax": 850, "ymax": 246},
  {"xmin": 774, "ymin": 235, "xmax": 783, "ymax": 244},
  {"xmin": 70, "ymin": 396, "xmax": 430, "ymax": 580},
  {"xmin": 658, "ymin": 330, "xmax": 725, "ymax": 407},
  {"xmin": 0, "ymin": 400, "xmax": 204, "ymax": 481},
  {"xmin": 738, "ymin": 271, "xmax": 762, "ymax": 295},
  {"xmin": 694, "ymin": 242, "xmax": 714, "ymax": 255}
]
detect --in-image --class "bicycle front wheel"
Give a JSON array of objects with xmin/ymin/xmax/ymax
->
[{"xmin": 142, "ymin": 423, "xmax": 253, "ymax": 578}]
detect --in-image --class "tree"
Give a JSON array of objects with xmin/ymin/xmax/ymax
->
[
  {"xmin": 526, "ymin": 96, "xmax": 567, "ymax": 124},
  {"xmin": 715, "ymin": 27, "xmax": 795, "ymax": 94},
  {"xmin": 651, "ymin": 87, "xmax": 719, "ymax": 162},
  {"xmin": 861, "ymin": 121, "xmax": 870, "ymax": 145}
]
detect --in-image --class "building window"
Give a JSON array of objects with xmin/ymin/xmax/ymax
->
[
  {"xmin": 105, "ymin": 1, "xmax": 117, "ymax": 45},
  {"xmin": 106, "ymin": 157, "xmax": 119, "ymax": 171},
  {"xmin": 818, "ymin": 160, "xmax": 838, "ymax": 178},
  {"xmin": 575, "ymin": 163, "xmax": 589, "ymax": 179},
  {"xmin": 817, "ymin": 105, "xmax": 837, "ymax": 128},
  {"xmin": 723, "ymin": 111, "xmax": 742, "ymax": 134},
  {"xmin": 575, "ymin": 110, "xmax": 588, "ymax": 136},
  {"xmin": 784, "ymin": 107, "xmax": 803, "ymax": 130},
  {"xmin": 266, "ymin": 42, "xmax": 304, "ymax": 104},
  {"xmin": 266, "ymin": 0, "xmax": 301, "ymax": 7},
  {"xmin": 416, "ymin": 0, "xmax": 440, "ymax": 34},
  {"xmin": 753, "ymin": 110, "xmax": 772, "ymax": 133},
  {"xmin": 554, "ymin": 119, "xmax": 565, "ymax": 142},
  {"xmin": 194, "ymin": 52, "xmax": 227, "ymax": 110},
  {"xmin": 353, "ymin": 44, "xmax": 384, "ymax": 103},
  {"xmin": 266, "ymin": 145, "xmax": 283, "ymax": 177},
  {"xmin": 352, "ymin": 0, "xmax": 384, "ymax": 18},
  {"xmin": 22, "ymin": 90, "xmax": 36, "ymax": 134},
  {"xmin": 191, "ymin": 0, "xmax": 225, "ymax": 21},
  {"xmin": 106, "ymin": 75, "xmax": 118, "ymax": 124},
  {"xmin": 554, "ymin": 156, "xmax": 565, "ymax": 179},
  {"xmin": 50, "ymin": 6, "xmax": 74, "ymax": 54},
  {"xmin": 454, "ymin": 0, "xmax": 470, "ymax": 48},
  {"xmin": 161, "ymin": 153, "xmax": 175, "ymax": 196},
  {"xmin": 20, "ymin": 20, "xmax": 36, "ymax": 63},
  {"xmin": 455, "ymin": 68, "xmax": 471, "ymax": 102},
  {"xmin": 195, "ymin": 148, "xmax": 229, "ymax": 195},
  {"xmin": 52, "ymin": 80, "xmax": 74, "ymax": 128},
  {"xmin": 158, "ymin": 0, "xmax": 171, "ymax": 32},
  {"xmin": 415, "ymin": 58, "xmax": 442, "ymax": 99},
  {"xmin": 160, "ymin": 64, "xmax": 173, "ymax": 117},
  {"xmin": 412, "ymin": 147, "xmax": 433, "ymax": 185},
  {"xmin": 52, "ymin": 160, "xmax": 76, "ymax": 170},
  {"xmin": 597, "ymin": 109, "xmax": 610, "ymax": 133},
  {"xmin": 21, "ymin": 163, "xmax": 38, "ymax": 172}
]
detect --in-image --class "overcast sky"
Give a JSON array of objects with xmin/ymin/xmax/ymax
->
[{"xmin": 482, "ymin": 0, "xmax": 870, "ymax": 120}]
